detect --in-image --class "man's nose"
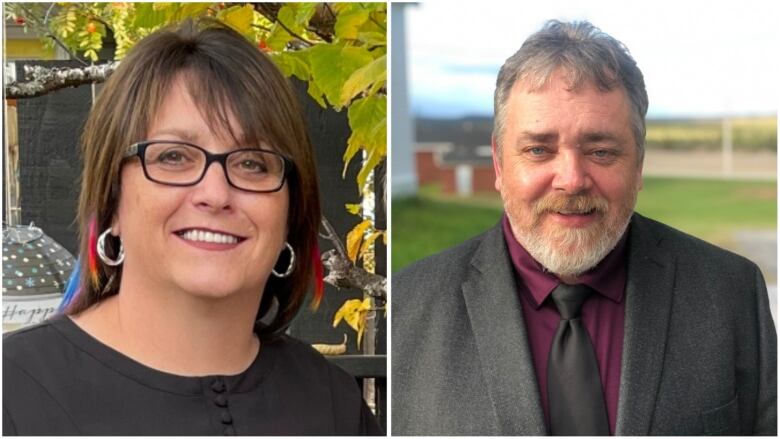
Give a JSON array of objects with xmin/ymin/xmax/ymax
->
[
  {"xmin": 552, "ymin": 151, "xmax": 591, "ymax": 194},
  {"xmin": 191, "ymin": 161, "xmax": 232, "ymax": 211}
]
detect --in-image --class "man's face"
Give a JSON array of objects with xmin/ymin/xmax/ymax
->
[{"xmin": 493, "ymin": 70, "xmax": 643, "ymax": 279}]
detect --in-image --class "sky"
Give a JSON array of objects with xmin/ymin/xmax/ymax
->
[{"xmin": 403, "ymin": 0, "xmax": 780, "ymax": 119}]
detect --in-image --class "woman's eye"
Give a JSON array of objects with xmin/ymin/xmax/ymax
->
[
  {"xmin": 157, "ymin": 151, "xmax": 186, "ymax": 164},
  {"xmin": 240, "ymin": 160, "xmax": 268, "ymax": 173}
]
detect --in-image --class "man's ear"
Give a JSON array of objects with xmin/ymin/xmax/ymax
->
[{"xmin": 491, "ymin": 135, "xmax": 503, "ymax": 192}]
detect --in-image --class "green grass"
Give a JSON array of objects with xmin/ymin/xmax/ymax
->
[
  {"xmin": 392, "ymin": 178, "xmax": 776, "ymax": 273},
  {"xmin": 635, "ymin": 177, "xmax": 776, "ymax": 243}
]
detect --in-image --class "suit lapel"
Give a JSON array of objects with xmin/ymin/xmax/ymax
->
[
  {"xmin": 615, "ymin": 214, "xmax": 676, "ymax": 435},
  {"xmin": 461, "ymin": 224, "xmax": 547, "ymax": 435}
]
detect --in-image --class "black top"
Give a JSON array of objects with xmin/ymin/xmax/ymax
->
[{"xmin": 3, "ymin": 315, "xmax": 382, "ymax": 435}]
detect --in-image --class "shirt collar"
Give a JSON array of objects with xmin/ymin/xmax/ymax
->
[{"xmin": 501, "ymin": 214, "xmax": 628, "ymax": 309}]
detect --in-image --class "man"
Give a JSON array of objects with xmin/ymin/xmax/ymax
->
[{"xmin": 392, "ymin": 20, "xmax": 776, "ymax": 436}]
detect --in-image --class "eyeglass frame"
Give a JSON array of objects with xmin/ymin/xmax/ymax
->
[{"xmin": 122, "ymin": 140, "xmax": 294, "ymax": 193}]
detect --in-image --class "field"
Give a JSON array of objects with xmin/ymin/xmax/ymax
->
[
  {"xmin": 391, "ymin": 177, "xmax": 777, "ymax": 273},
  {"xmin": 646, "ymin": 116, "xmax": 776, "ymax": 152}
]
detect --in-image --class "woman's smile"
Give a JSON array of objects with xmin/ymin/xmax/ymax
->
[{"xmin": 174, "ymin": 227, "xmax": 247, "ymax": 250}]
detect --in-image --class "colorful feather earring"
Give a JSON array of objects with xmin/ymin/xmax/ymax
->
[
  {"xmin": 87, "ymin": 215, "xmax": 100, "ymax": 291},
  {"xmin": 57, "ymin": 255, "xmax": 82, "ymax": 313}
]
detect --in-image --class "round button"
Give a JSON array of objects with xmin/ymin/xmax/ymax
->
[
  {"xmin": 221, "ymin": 411, "xmax": 233, "ymax": 424},
  {"xmin": 223, "ymin": 425, "xmax": 235, "ymax": 435},
  {"xmin": 214, "ymin": 394, "xmax": 228, "ymax": 407},
  {"xmin": 211, "ymin": 379, "xmax": 226, "ymax": 393}
]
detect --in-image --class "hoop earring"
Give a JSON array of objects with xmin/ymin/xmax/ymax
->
[
  {"xmin": 97, "ymin": 228, "xmax": 125, "ymax": 266},
  {"xmin": 272, "ymin": 242, "xmax": 295, "ymax": 278}
]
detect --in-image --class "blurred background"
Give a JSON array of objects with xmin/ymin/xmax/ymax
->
[{"xmin": 391, "ymin": 0, "xmax": 777, "ymax": 319}]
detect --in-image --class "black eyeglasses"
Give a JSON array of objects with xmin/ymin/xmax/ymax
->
[{"xmin": 123, "ymin": 140, "xmax": 293, "ymax": 193}]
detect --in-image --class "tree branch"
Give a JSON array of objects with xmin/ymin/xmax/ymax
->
[
  {"xmin": 253, "ymin": 3, "xmax": 334, "ymax": 45},
  {"xmin": 319, "ymin": 216, "xmax": 386, "ymax": 305},
  {"xmin": 273, "ymin": 17, "xmax": 314, "ymax": 48},
  {"xmin": 320, "ymin": 217, "xmax": 349, "ymax": 260},
  {"xmin": 5, "ymin": 62, "xmax": 118, "ymax": 99}
]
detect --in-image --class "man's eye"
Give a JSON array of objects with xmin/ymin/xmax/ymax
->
[
  {"xmin": 592, "ymin": 149, "xmax": 616, "ymax": 159},
  {"xmin": 529, "ymin": 147, "xmax": 546, "ymax": 155}
]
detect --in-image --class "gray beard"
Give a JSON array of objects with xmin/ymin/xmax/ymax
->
[
  {"xmin": 510, "ymin": 212, "xmax": 631, "ymax": 278},
  {"xmin": 501, "ymin": 186, "xmax": 636, "ymax": 278}
]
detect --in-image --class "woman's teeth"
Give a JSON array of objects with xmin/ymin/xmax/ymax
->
[{"xmin": 179, "ymin": 230, "xmax": 239, "ymax": 244}]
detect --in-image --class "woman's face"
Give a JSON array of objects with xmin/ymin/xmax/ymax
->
[{"xmin": 113, "ymin": 77, "xmax": 289, "ymax": 301}]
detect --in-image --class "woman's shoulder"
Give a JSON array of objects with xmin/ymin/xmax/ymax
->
[
  {"xmin": 4, "ymin": 315, "xmax": 73, "ymax": 365},
  {"xmin": 263, "ymin": 334, "xmax": 356, "ymax": 387},
  {"xmin": 3, "ymin": 316, "xmax": 83, "ymax": 435},
  {"xmin": 261, "ymin": 334, "xmax": 382, "ymax": 434}
]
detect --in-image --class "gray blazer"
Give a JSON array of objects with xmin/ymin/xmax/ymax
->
[{"xmin": 392, "ymin": 213, "xmax": 776, "ymax": 435}]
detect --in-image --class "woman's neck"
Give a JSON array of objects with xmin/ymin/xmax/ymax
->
[{"xmin": 71, "ymin": 274, "xmax": 263, "ymax": 377}]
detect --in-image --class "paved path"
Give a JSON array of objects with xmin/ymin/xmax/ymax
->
[{"xmin": 731, "ymin": 229, "xmax": 777, "ymax": 323}]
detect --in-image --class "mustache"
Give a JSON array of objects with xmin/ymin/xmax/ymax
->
[{"xmin": 532, "ymin": 194, "xmax": 609, "ymax": 216}]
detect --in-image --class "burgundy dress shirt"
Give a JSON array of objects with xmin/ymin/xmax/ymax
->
[{"xmin": 501, "ymin": 215, "xmax": 627, "ymax": 435}]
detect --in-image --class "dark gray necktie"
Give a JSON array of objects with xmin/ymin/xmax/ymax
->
[{"xmin": 547, "ymin": 283, "xmax": 610, "ymax": 436}]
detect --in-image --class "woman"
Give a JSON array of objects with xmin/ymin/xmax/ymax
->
[{"xmin": 3, "ymin": 19, "xmax": 381, "ymax": 435}]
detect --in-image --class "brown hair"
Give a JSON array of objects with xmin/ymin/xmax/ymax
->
[{"xmin": 68, "ymin": 19, "xmax": 321, "ymax": 339}]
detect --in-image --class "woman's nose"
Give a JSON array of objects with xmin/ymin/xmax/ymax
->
[{"xmin": 191, "ymin": 162, "xmax": 233, "ymax": 211}]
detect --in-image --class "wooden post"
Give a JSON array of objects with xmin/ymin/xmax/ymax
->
[
  {"xmin": 722, "ymin": 116, "xmax": 733, "ymax": 177},
  {"xmin": 4, "ymin": 97, "xmax": 21, "ymax": 226}
]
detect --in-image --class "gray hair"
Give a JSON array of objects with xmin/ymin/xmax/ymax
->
[{"xmin": 493, "ymin": 20, "xmax": 648, "ymax": 161}]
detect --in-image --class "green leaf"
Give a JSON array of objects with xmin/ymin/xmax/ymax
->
[
  {"xmin": 357, "ymin": 142, "xmax": 385, "ymax": 194},
  {"xmin": 344, "ymin": 95, "xmax": 387, "ymax": 191},
  {"xmin": 345, "ymin": 203, "xmax": 361, "ymax": 215},
  {"xmin": 266, "ymin": 26, "xmax": 292, "ymax": 51},
  {"xmin": 132, "ymin": 3, "xmax": 169, "ymax": 29},
  {"xmin": 286, "ymin": 3, "xmax": 317, "ymax": 30},
  {"xmin": 307, "ymin": 79, "xmax": 327, "ymax": 108},
  {"xmin": 219, "ymin": 4, "xmax": 255, "ymax": 35},
  {"xmin": 335, "ymin": 5, "xmax": 369, "ymax": 40},
  {"xmin": 340, "ymin": 54, "xmax": 386, "ymax": 105},
  {"xmin": 308, "ymin": 43, "xmax": 373, "ymax": 110},
  {"xmin": 357, "ymin": 31, "xmax": 387, "ymax": 48},
  {"xmin": 173, "ymin": 3, "xmax": 211, "ymax": 21},
  {"xmin": 84, "ymin": 48, "xmax": 98, "ymax": 62},
  {"xmin": 270, "ymin": 51, "xmax": 310, "ymax": 81}
]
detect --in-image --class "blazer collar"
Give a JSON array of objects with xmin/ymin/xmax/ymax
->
[
  {"xmin": 615, "ymin": 213, "xmax": 676, "ymax": 435},
  {"xmin": 461, "ymin": 222, "xmax": 547, "ymax": 435}
]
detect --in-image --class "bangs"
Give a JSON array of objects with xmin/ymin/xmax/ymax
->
[{"xmin": 180, "ymin": 67, "xmax": 270, "ymax": 150}]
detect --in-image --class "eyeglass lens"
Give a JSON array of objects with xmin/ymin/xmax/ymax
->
[{"xmin": 143, "ymin": 142, "xmax": 285, "ymax": 192}]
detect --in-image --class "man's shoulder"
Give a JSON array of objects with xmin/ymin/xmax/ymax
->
[
  {"xmin": 633, "ymin": 213, "xmax": 760, "ymax": 273},
  {"xmin": 394, "ymin": 226, "xmax": 496, "ymax": 289},
  {"xmin": 392, "ymin": 224, "xmax": 504, "ymax": 313}
]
